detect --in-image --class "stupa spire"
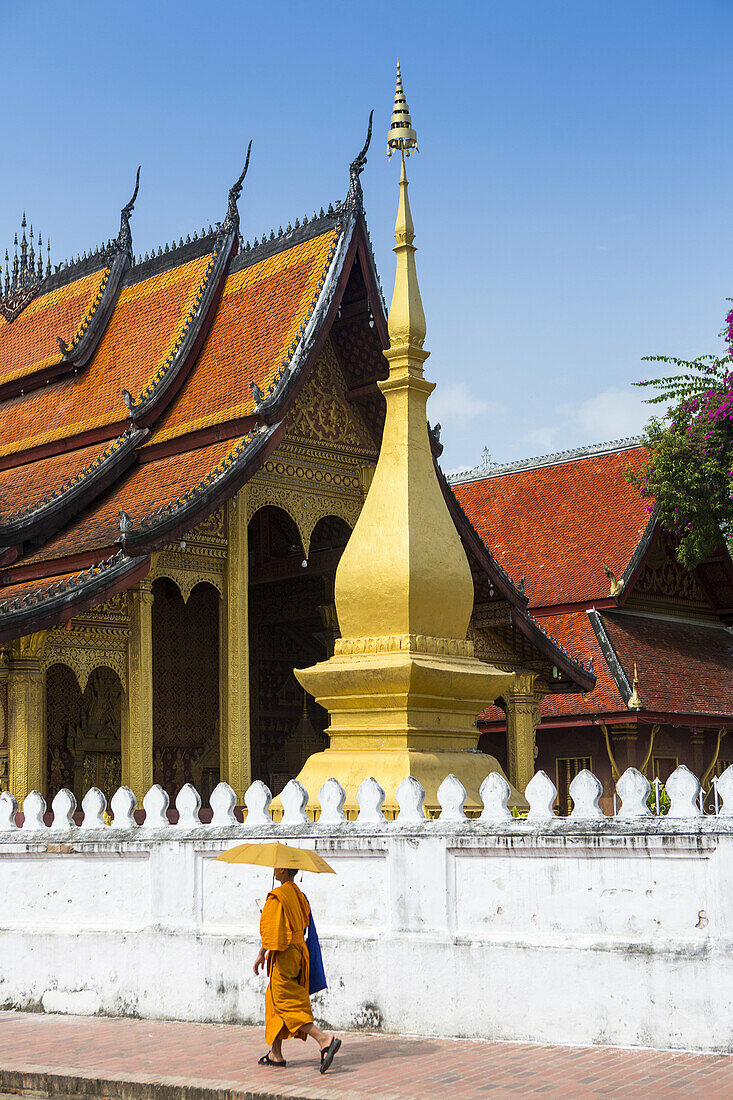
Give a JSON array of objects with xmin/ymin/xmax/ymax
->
[
  {"xmin": 388, "ymin": 61, "xmax": 418, "ymax": 158},
  {"xmin": 386, "ymin": 136, "xmax": 426, "ymax": 365},
  {"xmin": 290, "ymin": 67, "xmax": 515, "ymax": 816}
]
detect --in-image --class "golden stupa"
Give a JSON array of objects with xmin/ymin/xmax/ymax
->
[{"xmin": 292, "ymin": 66, "xmax": 517, "ymax": 815}]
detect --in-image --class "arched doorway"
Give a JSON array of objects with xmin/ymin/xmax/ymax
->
[
  {"xmin": 248, "ymin": 508, "xmax": 352, "ymax": 793},
  {"xmin": 47, "ymin": 664, "xmax": 122, "ymax": 804},
  {"xmin": 152, "ymin": 578, "xmax": 220, "ymax": 800}
]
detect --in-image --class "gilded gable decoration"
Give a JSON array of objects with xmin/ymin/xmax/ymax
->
[
  {"xmin": 285, "ymin": 340, "xmax": 378, "ymax": 454},
  {"xmin": 150, "ymin": 507, "xmax": 227, "ymax": 603}
]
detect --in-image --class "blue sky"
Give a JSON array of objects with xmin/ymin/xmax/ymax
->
[{"xmin": 2, "ymin": 0, "xmax": 731, "ymax": 472}]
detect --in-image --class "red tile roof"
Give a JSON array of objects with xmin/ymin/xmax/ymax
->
[
  {"xmin": 540, "ymin": 611, "xmax": 624, "ymax": 716},
  {"xmin": 0, "ymin": 443, "xmax": 105, "ymax": 518},
  {"xmin": 0, "ymin": 268, "xmax": 109, "ymax": 389},
  {"xmin": 479, "ymin": 610, "xmax": 623, "ymax": 724},
  {"xmin": 479, "ymin": 607, "xmax": 733, "ymax": 724},
  {"xmin": 452, "ymin": 446, "xmax": 650, "ymax": 608},
  {"xmin": 601, "ymin": 612, "xmax": 733, "ymax": 717}
]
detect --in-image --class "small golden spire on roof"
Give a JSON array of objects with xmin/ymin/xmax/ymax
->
[
  {"xmin": 388, "ymin": 61, "xmax": 418, "ymax": 158},
  {"xmin": 627, "ymin": 662, "xmax": 642, "ymax": 710}
]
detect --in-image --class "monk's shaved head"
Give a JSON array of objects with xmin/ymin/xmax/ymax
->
[{"xmin": 275, "ymin": 867, "xmax": 297, "ymax": 881}]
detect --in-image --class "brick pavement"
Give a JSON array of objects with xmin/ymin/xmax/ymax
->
[{"xmin": 0, "ymin": 1011, "xmax": 732, "ymax": 1099}]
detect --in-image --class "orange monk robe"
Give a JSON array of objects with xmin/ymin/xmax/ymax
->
[{"xmin": 260, "ymin": 881, "xmax": 313, "ymax": 1046}]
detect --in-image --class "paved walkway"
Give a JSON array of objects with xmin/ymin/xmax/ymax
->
[{"xmin": 0, "ymin": 1011, "xmax": 732, "ymax": 1099}]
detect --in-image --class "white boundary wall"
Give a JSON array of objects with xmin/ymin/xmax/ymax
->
[{"xmin": 1, "ymin": 766, "xmax": 733, "ymax": 1053}]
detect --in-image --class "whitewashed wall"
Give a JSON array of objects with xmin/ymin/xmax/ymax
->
[{"xmin": 1, "ymin": 766, "xmax": 733, "ymax": 1053}]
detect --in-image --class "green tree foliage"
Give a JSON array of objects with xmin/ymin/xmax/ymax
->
[{"xmin": 628, "ymin": 307, "xmax": 733, "ymax": 568}]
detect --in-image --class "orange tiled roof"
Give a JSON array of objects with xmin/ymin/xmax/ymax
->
[
  {"xmin": 0, "ymin": 442, "xmax": 105, "ymax": 519},
  {"xmin": 480, "ymin": 610, "xmax": 622, "ymax": 724},
  {"xmin": 479, "ymin": 607, "xmax": 733, "ymax": 723},
  {"xmin": 0, "ymin": 268, "xmax": 109, "ymax": 388},
  {"xmin": 539, "ymin": 611, "xmax": 624, "ymax": 716},
  {"xmin": 0, "ymin": 253, "xmax": 213, "ymax": 459},
  {"xmin": 0, "ymin": 568, "xmax": 101, "ymax": 610},
  {"xmin": 452, "ymin": 446, "xmax": 650, "ymax": 608},
  {"xmin": 153, "ymin": 228, "xmax": 340, "ymax": 443},
  {"xmin": 9, "ymin": 438, "xmax": 235, "ymax": 568},
  {"xmin": 600, "ymin": 612, "xmax": 733, "ymax": 717},
  {"xmin": 0, "ymin": 550, "xmax": 147, "ymax": 644}
]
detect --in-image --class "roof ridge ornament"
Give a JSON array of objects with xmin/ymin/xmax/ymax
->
[
  {"xmin": 221, "ymin": 141, "xmax": 252, "ymax": 238},
  {"xmin": 117, "ymin": 167, "xmax": 141, "ymax": 254},
  {"xmin": 627, "ymin": 662, "xmax": 643, "ymax": 710},
  {"xmin": 347, "ymin": 110, "xmax": 373, "ymax": 210}
]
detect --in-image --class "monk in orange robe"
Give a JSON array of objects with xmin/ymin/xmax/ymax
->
[{"xmin": 254, "ymin": 867, "xmax": 341, "ymax": 1073}]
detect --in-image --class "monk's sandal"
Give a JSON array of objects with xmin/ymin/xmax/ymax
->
[
  {"xmin": 259, "ymin": 1052, "xmax": 286, "ymax": 1067},
  {"xmin": 320, "ymin": 1037, "xmax": 341, "ymax": 1073}
]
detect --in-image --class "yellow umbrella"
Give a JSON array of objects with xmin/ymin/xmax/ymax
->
[{"xmin": 215, "ymin": 841, "xmax": 335, "ymax": 874}]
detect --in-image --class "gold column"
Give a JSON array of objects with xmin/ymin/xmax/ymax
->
[
  {"xmin": 222, "ymin": 489, "xmax": 251, "ymax": 801},
  {"xmin": 125, "ymin": 579, "xmax": 154, "ymax": 801},
  {"xmin": 7, "ymin": 632, "xmax": 48, "ymax": 801},
  {"xmin": 120, "ymin": 693, "xmax": 130, "ymax": 793},
  {"xmin": 0, "ymin": 646, "xmax": 8, "ymax": 792},
  {"xmin": 504, "ymin": 671, "xmax": 545, "ymax": 795},
  {"xmin": 610, "ymin": 725, "xmax": 638, "ymax": 774},
  {"xmin": 690, "ymin": 729, "xmax": 705, "ymax": 778}
]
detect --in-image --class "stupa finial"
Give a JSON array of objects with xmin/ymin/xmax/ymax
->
[{"xmin": 387, "ymin": 61, "xmax": 418, "ymax": 159}]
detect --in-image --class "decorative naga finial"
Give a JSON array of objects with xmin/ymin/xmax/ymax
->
[
  {"xmin": 387, "ymin": 61, "xmax": 418, "ymax": 159},
  {"xmin": 117, "ymin": 167, "xmax": 141, "ymax": 254},
  {"xmin": 222, "ymin": 141, "xmax": 252, "ymax": 235},
  {"xmin": 347, "ymin": 110, "xmax": 373, "ymax": 209},
  {"xmin": 627, "ymin": 662, "xmax": 642, "ymax": 710},
  {"xmin": 603, "ymin": 558, "xmax": 624, "ymax": 596},
  {"xmin": 118, "ymin": 508, "xmax": 132, "ymax": 551}
]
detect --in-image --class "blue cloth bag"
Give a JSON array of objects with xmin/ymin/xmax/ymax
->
[{"xmin": 305, "ymin": 908, "xmax": 327, "ymax": 995}]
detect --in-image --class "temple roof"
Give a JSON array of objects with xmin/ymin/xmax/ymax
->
[
  {"xmin": 451, "ymin": 439, "xmax": 650, "ymax": 610},
  {"xmin": 0, "ymin": 138, "xmax": 594, "ymax": 693},
  {"xmin": 0, "ymin": 262, "xmax": 110, "ymax": 396},
  {"xmin": 459, "ymin": 440, "xmax": 733, "ymax": 727}
]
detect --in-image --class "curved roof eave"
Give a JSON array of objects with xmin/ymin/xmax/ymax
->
[
  {"xmin": 0, "ymin": 551, "xmax": 149, "ymax": 644},
  {"xmin": 440, "ymin": 455, "xmax": 595, "ymax": 693},
  {"xmin": 121, "ymin": 423, "xmax": 282, "ymax": 557},
  {"xmin": 0, "ymin": 426, "xmax": 148, "ymax": 547},
  {"xmin": 256, "ymin": 211, "xmax": 359, "ymax": 423}
]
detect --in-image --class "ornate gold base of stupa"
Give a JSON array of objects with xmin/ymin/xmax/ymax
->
[{"xmin": 290, "ymin": 640, "xmax": 525, "ymax": 816}]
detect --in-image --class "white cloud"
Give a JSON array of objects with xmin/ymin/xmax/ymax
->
[
  {"xmin": 516, "ymin": 386, "xmax": 649, "ymax": 458},
  {"xmin": 428, "ymin": 382, "xmax": 495, "ymax": 426},
  {"xmin": 572, "ymin": 387, "xmax": 650, "ymax": 439}
]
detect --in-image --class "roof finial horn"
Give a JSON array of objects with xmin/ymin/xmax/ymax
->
[
  {"xmin": 117, "ymin": 166, "xmax": 141, "ymax": 254},
  {"xmin": 347, "ymin": 110, "xmax": 374, "ymax": 209},
  {"xmin": 222, "ymin": 140, "xmax": 252, "ymax": 236}
]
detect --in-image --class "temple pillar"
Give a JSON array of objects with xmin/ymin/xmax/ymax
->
[
  {"xmin": 221, "ymin": 489, "xmax": 251, "ymax": 801},
  {"xmin": 504, "ymin": 672, "xmax": 545, "ymax": 795},
  {"xmin": 690, "ymin": 728, "xmax": 705, "ymax": 778},
  {"xmin": 125, "ymin": 580, "xmax": 154, "ymax": 801},
  {"xmin": 610, "ymin": 725, "xmax": 638, "ymax": 774},
  {"xmin": 0, "ymin": 646, "xmax": 8, "ymax": 792},
  {"xmin": 7, "ymin": 632, "xmax": 48, "ymax": 801}
]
